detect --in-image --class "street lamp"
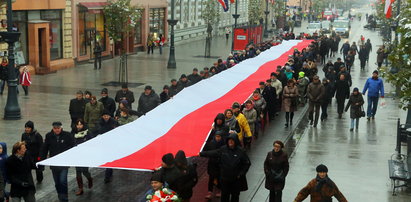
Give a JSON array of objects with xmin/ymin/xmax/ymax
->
[
  {"xmin": 264, "ymin": 0, "xmax": 270, "ymax": 38},
  {"xmin": 1, "ymin": 0, "xmax": 21, "ymax": 120},
  {"xmin": 167, "ymin": 0, "xmax": 178, "ymax": 69},
  {"xmin": 231, "ymin": 0, "xmax": 240, "ymax": 52}
]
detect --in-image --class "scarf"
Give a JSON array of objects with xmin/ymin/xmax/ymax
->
[
  {"xmin": 74, "ymin": 129, "xmax": 89, "ymax": 139},
  {"xmin": 253, "ymin": 95, "xmax": 260, "ymax": 101},
  {"xmin": 315, "ymin": 175, "xmax": 334, "ymax": 192}
]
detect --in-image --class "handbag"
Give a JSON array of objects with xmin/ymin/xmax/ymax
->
[{"xmin": 359, "ymin": 106, "xmax": 365, "ymax": 117}]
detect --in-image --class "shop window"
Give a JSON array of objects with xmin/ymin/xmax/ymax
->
[
  {"xmin": 41, "ymin": 10, "xmax": 63, "ymax": 60},
  {"xmin": 12, "ymin": 11, "xmax": 28, "ymax": 65},
  {"xmin": 79, "ymin": 12, "xmax": 87, "ymax": 56},
  {"xmin": 149, "ymin": 8, "xmax": 165, "ymax": 40}
]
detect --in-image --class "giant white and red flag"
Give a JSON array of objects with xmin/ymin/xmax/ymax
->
[{"xmin": 38, "ymin": 40, "xmax": 312, "ymax": 171}]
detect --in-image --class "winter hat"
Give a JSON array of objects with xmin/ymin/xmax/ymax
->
[
  {"xmin": 180, "ymin": 74, "xmax": 187, "ymax": 79},
  {"xmin": 162, "ymin": 153, "xmax": 175, "ymax": 166},
  {"xmin": 121, "ymin": 83, "xmax": 128, "ymax": 89},
  {"xmin": 144, "ymin": 85, "xmax": 152, "ymax": 90},
  {"xmin": 150, "ymin": 171, "xmax": 164, "ymax": 183},
  {"xmin": 270, "ymin": 72, "xmax": 278, "ymax": 77},
  {"xmin": 373, "ymin": 70, "xmax": 379, "ymax": 75},
  {"xmin": 101, "ymin": 88, "xmax": 108, "ymax": 94},
  {"xmin": 163, "ymin": 85, "xmax": 169, "ymax": 90},
  {"xmin": 353, "ymin": 87, "xmax": 359, "ymax": 92},
  {"xmin": 231, "ymin": 102, "xmax": 241, "ymax": 109},
  {"xmin": 52, "ymin": 121, "xmax": 62, "ymax": 127},
  {"xmin": 175, "ymin": 150, "xmax": 188, "ymax": 167},
  {"xmin": 25, "ymin": 121, "xmax": 34, "ymax": 129},
  {"xmin": 299, "ymin": 72, "xmax": 305, "ymax": 78},
  {"xmin": 102, "ymin": 110, "xmax": 111, "ymax": 116},
  {"xmin": 316, "ymin": 164, "xmax": 328, "ymax": 173}
]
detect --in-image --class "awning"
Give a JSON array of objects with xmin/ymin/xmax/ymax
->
[{"xmin": 78, "ymin": 2, "xmax": 109, "ymax": 14}]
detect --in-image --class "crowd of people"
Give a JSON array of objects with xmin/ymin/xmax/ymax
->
[{"xmin": 0, "ymin": 29, "xmax": 387, "ymax": 202}]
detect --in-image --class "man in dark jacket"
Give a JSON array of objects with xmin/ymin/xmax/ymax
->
[
  {"xmin": 187, "ymin": 68, "xmax": 202, "ymax": 85},
  {"xmin": 69, "ymin": 91, "xmax": 86, "ymax": 127},
  {"xmin": 340, "ymin": 40, "xmax": 350, "ymax": 61},
  {"xmin": 169, "ymin": 79, "xmax": 182, "ymax": 98},
  {"xmin": 6, "ymin": 142, "xmax": 36, "ymax": 202},
  {"xmin": 321, "ymin": 79, "xmax": 334, "ymax": 121},
  {"xmin": 99, "ymin": 88, "xmax": 116, "ymax": 117},
  {"xmin": 96, "ymin": 113, "xmax": 119, "ymax": 183},
  {"xmin": 204, "ymin": 131, "xmax": 225, "ymax": 199},
  {"xmin": 261, "ymin": 80, "xmax": 277, "ymax": 120},
  {"xmin": 307, "ymin": 76, "xmax": 325, "ymax": 127},
  {"xmin": 137, "ymin": 85, "xmax": 160, "ymax": 116},
  {"xmin": 160, "ymin": 85, "xmax": 170, "ymax": 103},
  {"xmin": 358, "ymin": 45, "xmax": 368, "ymax": 70},
  {"xmin": 94, "ymin": 42, "xmax": 102, "ymax": 69},
  {"xmin": 335, "ymin": 74, "xmax": 350, "ymax": 118},
  {"xmin": 115, "ymin": 83, "xmax": 135, "ymax": 109},
  {"xmin": 200, "ymin": 134, "xmax": 251, "ymax": 202},
  {"xmin": 41, "ymin": 122, "xmax": 74, "ymax": 202},
  {"xmin": 174, "ymin": 150, "xmax": 198, "ymax": 201},
  {"xmin": 21, "ymin": 121, "xmax": 43, "ymax": 183},
  {"xmin": 160, "ymin": 153, "xmax": 183, "ymax": 192},
  {"xmin": 333, "ymin": 58, "xmax": 345, "ymax": 74},
  {"xmin": 178, "ymin": 74, "xmax": 192, "ymax": 89}
]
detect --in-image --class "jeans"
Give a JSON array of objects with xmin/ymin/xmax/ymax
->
[
  {"xmin": 269, "ymin": 190, "xmax": 282, "ymax": 202},
  {"xmin": 308, "ymin": 101, "xmax": 321, "ymax": 126},
  {"xmin": 10, "ymin": 189, "xmax": 36, "ymax": 202},
  {"xmin": 351, "ymin": 118, "xmax": 359, "ymax": 129},
  {"xmin": 367, "ymin": 96, "xmax": 379, "ymax": 117},
  {"xmin": 221, "ymin": 179, "xmax": 240, "ymax": 202},
  {"xmin": 51, "ymin": 168, "xmax": 69, "ymax": 202},
  {"xmin": 159, "ymin": 45, "xmax": 163, "ymax": 54}
]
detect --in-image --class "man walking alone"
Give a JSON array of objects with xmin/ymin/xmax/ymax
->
[
  {"xmin": 307, "ymin": 76, "xmax": 325, "ymax": 127},
  {"xmin": 362, "ymin": 70, "xmax": 384, "ymax": 120}
]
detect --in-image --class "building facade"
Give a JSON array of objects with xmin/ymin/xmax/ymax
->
[
  {"xmin": 0, "ymin": 0, "xmax": 75, "ymax": 74},
  {"xmin": 170, "ymin": 0, "xmax": 249, "ymax": 43},
  {"xmin": 71, "ymin": 0, "xmax": 168, "ymax": 62}
]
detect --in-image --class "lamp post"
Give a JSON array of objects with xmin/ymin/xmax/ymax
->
[
  {"xmin": 2, "ymin": 0, "xmax": 21, "ymax": 120},
  {"xmin": 167, "ymin": 0, "xmax": 178, "ymax": 69},
  {"xmin": 264, "ymin": 0, "xmax": 270, "ymax": 38},
  {"xmin": 231, "ymin": 0, "xmax": 240, "ymax": 52}
]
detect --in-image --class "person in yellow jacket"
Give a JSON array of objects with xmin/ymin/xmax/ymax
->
[{"xmin": 232, "ymin": 102, "xmax": 252, "ymax": 148}]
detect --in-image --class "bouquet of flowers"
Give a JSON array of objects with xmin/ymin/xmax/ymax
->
[{"xmin": 146, "ymin": 188, "xmax": 180, "ymax": 202}]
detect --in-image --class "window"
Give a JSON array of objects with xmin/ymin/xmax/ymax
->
[
  {"xmin": 149, "ymin": 8, "xmax": 165, "ymax": 39},
  {"xmin": 79, "ymin": 12, "xmax": 87, "ymax": 56},
  {"xmin": 41, "ymin": 10, "xmax": 63, "ymax": 60},
  {"xmin": 134, "ymin": 17, "xmax": 143, "ymax": 45},
  {"xmin": 12, "ymin": 11, "xmax": 28, "ymax": 65}
]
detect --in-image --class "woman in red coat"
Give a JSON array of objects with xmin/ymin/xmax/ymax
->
[{"xmin": 19, "ymin": 66, "xmax": 31, "ymax": 95}]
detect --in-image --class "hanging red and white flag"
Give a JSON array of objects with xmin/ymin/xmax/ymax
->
[
  {"xmin": 38, "ymin": 40, "xmax": 313, "ymax": 171},
  {"xmin": 384, "ymin": 0, "xmax": 395, "ymax": 19}
]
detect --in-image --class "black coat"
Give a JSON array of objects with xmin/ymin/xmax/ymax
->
[
  {"xmin": 333, "ymin": 61, "xmax": 345, "ymax": 73},
  {"xmin": 160, "ymin": 166, "xmax": 183, "ymax": 192},
  {"xmin": 264, "ymin": 150, "xmax": 289, "ymax": 191},
  {"xmin": 137, "ymin": 91, "xmax": 160, "ymax": 116},
  {"xmin": 345, "ymin": 93, "xmax": 365, "ymax": 119},
  {"xmin": 187, "ymin": 74, "xmax": 202, "ymax": 84},
  {"xmin": 160, "ymin": 91, "xmax": 170, "ymax": 103},
  {"xmin": 69, "ymin": 98, "xmax": 86, "ymax": 120},
  {"xmin": 334, "ymin": 80, "xmax": 350, "ymax": 100},
  {"xmin": 96, "ymin": 117, "xmax": 119, "ymax": 135},
  {"xmin": 205, "ymin": 138, "xmax": 225, "ymax": 177},
  {"xmin": 115, "ymin": 90, "xmax": 135, "ymax": 108},
  {"xmin": 21, "ymin": 130, "xmax": 43, "ymax": 162},
  {"xmin": 175, "ymin": 164, "xmax": 198, "ymax": 199},
  {"xmin": 323, "ymin": 83, "xmax": 335, "ymax": 104},
  {"xmin": 6, "ymin": 154, "xmax": 35, "ymax": 197},
  {"xmin": 169, "ymin": 84, "xmax": 182, "ymax": 97},
  {"xmin": 41, "ymin": 130, "xmax": 74, "ymax": 160},
  {"xmin": 99, "ymin": 96, "xmax": 116, "ymax": 117},
  {"xmin": 200, "ymin": 135, "xmax": 251, "ymax": 183}
]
